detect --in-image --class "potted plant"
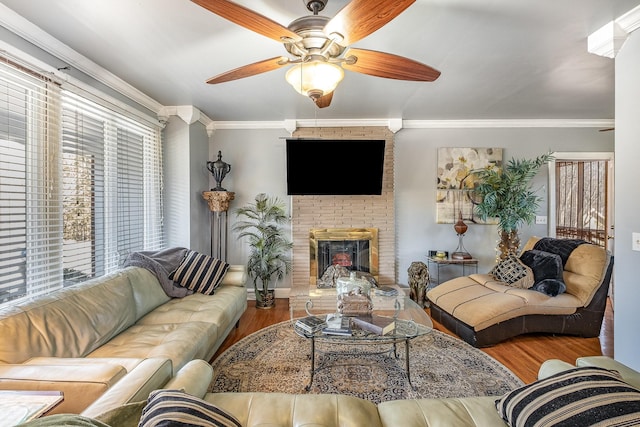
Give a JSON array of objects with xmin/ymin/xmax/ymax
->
[
  {"xmin": 233, "ymin": 193, "xmax": 292, "ymax": 309},
  {"xmin": 472, "ymin": 152, "xmax": 554, "ymax": 260}
]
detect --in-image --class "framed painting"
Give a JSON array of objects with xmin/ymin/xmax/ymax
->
[{"xmin": 436, "ymin": 147, "xmax": 503, "ymax": 224}]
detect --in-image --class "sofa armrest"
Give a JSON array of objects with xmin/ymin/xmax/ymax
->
[
  {"xmin": 0, "ymin": 363, "xmax": 127, "ymax": 414},
  {"xmin": 220, "ymin": 265, "xmax": 247, "ymax": 287},
  {"xmin": 81, "ymin": 358, "xmax": 172, "ymax": 419},
  {"xmin": 576, "ymin": 356, "xmax": 640, "ymax": 389},
  {"xmin": 537, "ymin": 359, "xmax": 576, "ymax": 379},
  {"xmin": 163, "ymin": 359, "xmax": 213, "ymax": 398}
]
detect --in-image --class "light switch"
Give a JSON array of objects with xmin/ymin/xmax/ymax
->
[
  {"xmin": 535, "ymin": 216, "xmax": 547, "ymax": 225},
  {"xmin": 633, "ymin": 232, "xmax": 640, "ymax": 252}
]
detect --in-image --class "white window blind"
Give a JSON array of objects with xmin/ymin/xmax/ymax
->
[
  {"xmin": 0, "ymin": 57, "xmax": 163, "ymax": 307},
  {"xmin": 61, "ymin": 91, "xmax": 164, "ymax": 278},
  {"xmin": 0, "ymin": 60, "xmax": 63, "ymax": 304}
]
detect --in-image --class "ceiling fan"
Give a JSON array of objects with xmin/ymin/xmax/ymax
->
[{"xmin": 191, "ymin": 0, "xmax": 441, "ymax": 108}]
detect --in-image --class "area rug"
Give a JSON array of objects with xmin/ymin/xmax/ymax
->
[{"xmin": 210, "ymin": 320, "xmax": 524, "ymax": 404}]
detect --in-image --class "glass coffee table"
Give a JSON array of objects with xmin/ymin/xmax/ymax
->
[{"xmin": 291, "ymin": 294, "xmax": 433, "ymax": 391}]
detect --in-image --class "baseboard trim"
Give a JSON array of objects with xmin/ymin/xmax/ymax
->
[{"xmin": 246, "ymin": 288, "xmax": 291, "ymax": 300}]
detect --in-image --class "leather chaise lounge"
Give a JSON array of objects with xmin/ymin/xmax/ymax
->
[{"xmin": 426, "ymin": 236, "xmax": 614, "ymax": 347}]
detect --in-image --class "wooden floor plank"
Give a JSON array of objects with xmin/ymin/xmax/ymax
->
[{"xmin": 213, "ymin": 298, "xmax": 613, "ymax": 385}]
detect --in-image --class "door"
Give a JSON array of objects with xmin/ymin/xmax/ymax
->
[{"xmin": 548, "ymin": 152, "xmax": 615, "ymax": 303}]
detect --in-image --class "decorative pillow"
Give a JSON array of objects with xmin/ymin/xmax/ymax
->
[
  {"xmin": 169, "ymin": 250, "xmax": 230, "ymax": 295},
  {"xmin": 496, "ymin": 366, "xmax": 640, "ymax": 427},
  {"xmin": 519, "ymin": 249, "xmax": 566, "ymax": 296},
  {"xmin": 139, "ymin": 389, "xmax": 241, "ymax": 427},
  {"xmin": 530, "ymin": 278, "xmax": 566, "ymax": 297},
  {"xmin": 490, "ymin": 254, "xmax": 535, "ymax": 289}
]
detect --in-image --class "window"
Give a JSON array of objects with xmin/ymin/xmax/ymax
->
[
  {"xmin": 0, "ymin": 58, "xmax": 163, "ymax": 307},
  {"xmin": 555, "ymin": 160, "xmax": 608, "ymax": 247}
]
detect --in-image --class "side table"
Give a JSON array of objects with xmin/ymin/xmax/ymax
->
[
  {"xmin": 1, "ymin": 390, "xmax": 64, "ymax": 426},
  {"xmin": 427, "ymin": 256, "xmax": 478, "ymax": 286}
]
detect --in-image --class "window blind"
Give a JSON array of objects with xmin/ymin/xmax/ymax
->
[
  {"xmin": 61, "ymin": 91, "xmax": 164, "ymax": 277},
  {"xmin": 0, "ymin": 60, "xmax": 63, "ymax": 304},
  {"xmin": 0, "ymin": 56, "xmax": 163, "ymax": 307}
]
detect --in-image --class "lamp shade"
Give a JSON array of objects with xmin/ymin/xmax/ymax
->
[{"xmin": 285, "ymin": 61, "xmax": 344, "ymax": 100}]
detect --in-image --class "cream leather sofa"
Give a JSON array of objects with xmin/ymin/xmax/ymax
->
[
  {"xmin": 0, "ymin": 264, "xmax": 247, "ymax": 415},
  {"xmin": 69, "ymin": 356, "xmax": 637, "ymax": 427}
]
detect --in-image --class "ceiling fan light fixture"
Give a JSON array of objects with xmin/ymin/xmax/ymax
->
[{"xmin": 285, "ymin": 61, "xmax": 344, "ymax": 100}]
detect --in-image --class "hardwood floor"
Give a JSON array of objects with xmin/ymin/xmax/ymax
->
[{"xmin": 213, "ymin": 298, "xmax": 613, "ymax": 384}]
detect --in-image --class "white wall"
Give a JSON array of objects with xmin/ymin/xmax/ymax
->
[
  {"xmin": 613, "ymin": 30, "xmax": 640, "ymax": 370},
  {"xmin": 163, "ymin": 117, "xmax": 212, "ymax": 254},
  {"xmin": 163, "ymin": 117, "xmax": 191, "ymax": 249},
  {"xmin": 209, "ymin": 128, "xmax": 292, "ymax": 274}
]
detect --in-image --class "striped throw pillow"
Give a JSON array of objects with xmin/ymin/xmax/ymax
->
[
  {"xmin": 170, "ymin": 250, "xmax": 229, "ymax": 295},
  {"xmin": 496, "ymin": 366, "xmax": 640, "ymax": 427},
  {"xmin": 139, "ymin": 389, "xmax": 241, "ymax": 427}
]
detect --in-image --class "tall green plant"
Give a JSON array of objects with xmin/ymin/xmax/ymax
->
[
  {"xmin": 473, "ymin": 153, "xmax": 553, "ymax": 233},
  {"xmin": 233, "ymin": 193, "xmax": 292, "ymax": 302}
]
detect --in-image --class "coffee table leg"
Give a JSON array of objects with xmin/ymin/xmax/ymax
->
[
  {"xmin": 405, "ymin": 338, "xmax": 415, "ymax": 389},
  {"xmin": 305, "ymin": 336, "xmax": 316, "ymax": 391}
]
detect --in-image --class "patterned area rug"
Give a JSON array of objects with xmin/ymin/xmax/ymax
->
[{"xmin": 210, "ymin": 320, "xmax": 524, "ymax": 404}]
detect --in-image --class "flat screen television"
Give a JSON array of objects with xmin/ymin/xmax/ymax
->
[{"xmin": 286, "ymin": 139, "xmax": 385, "ymax": 195}]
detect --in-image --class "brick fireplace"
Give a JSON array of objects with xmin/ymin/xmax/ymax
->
[{"xmin": 289, "ymin": 127, "xmax": 395, "ymax": 309}]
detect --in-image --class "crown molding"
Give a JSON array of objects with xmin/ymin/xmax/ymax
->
[
  {"xmin": 159, "ymin": 106, "xmax": 215, "ymax": 136},
  {"xmin": 210, "ymin": 118, "xmax": 614, "ymax": 131},
  {"xmin": 211, "ymin": 118, "xmax": 403, "ymax": 133},
  {"xmin": 0, "ymin": 3, "xmax": 163, "ymax": 114},
  {"xmin": 588, "ymin": 4, "xmax": 640, "ymax": 58}
]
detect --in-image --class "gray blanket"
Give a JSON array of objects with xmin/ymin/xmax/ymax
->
[{"xmin": 123, "ymin": 247, "xmax": 192, "ymax": 297}]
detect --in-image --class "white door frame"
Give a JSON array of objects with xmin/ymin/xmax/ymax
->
[
  {"xmin": 548, "ymin": 152, "xmax": 614, "ymax": 245},
  {"xmin": 548, "ymin": 151, "xmax": 615, "ymax": 304}
]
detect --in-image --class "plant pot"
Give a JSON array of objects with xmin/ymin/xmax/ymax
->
[
  {"xmin": 498, "ymin": 229, "xmax": 521, "ymax": 261},
  {"xmin": 255, "ymin": 289, "xmax": 275, "ymax": 309}
]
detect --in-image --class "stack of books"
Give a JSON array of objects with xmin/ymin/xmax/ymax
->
[
  {"xmin": 374, "ymin": 286, "xmax": 399, "ymax": 297},
  {"xmin": 295, "ymin": 316, "xmax": 326, "ymax": 333},
  {"xmin": 352, "ymin": 314, "xmax": 396, "ymax": 335},
  {"xmin": 321, "ymin": 314, "xmax": 352, "ymax": 336}
]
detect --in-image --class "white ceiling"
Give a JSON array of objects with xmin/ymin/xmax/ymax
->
[{"xmin": 1, "ymin": 0, "xmax": 638, "ymax": 123}]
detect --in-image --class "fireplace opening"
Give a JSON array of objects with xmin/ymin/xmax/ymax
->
[{"xmin": 309, "ymin": 228, "xmax": 378, "ymax": 286}]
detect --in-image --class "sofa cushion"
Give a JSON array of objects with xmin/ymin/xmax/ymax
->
[
  {"xmin": 519, "ymin": 249, "xmax": 566, "ymax": 296},
  {"xmin": 86, "ymin": 322, "xmax": 217, "ymax": 374},
  {"xmin": 139, "ymin": 389, "xmax": 241, "ymax": 427},
  {"xmin": 0, "ymin": 270, "xmax": 136, "ymax": 363},
  {"xmin": 204, "ymin": 392, "xmax": 383, "ymax": 427},
  {"xmin": 0, "ymin": 363, "xmax": 127, "ymax": 414},
  {"xmin": 563, "ymin": 243, "xmax": 609, "ymax": 305},
  {"xmin": 496, "ymin": 366, "xmax": 640, "ymax": 427},
  {"xmin": 123, "ymin": 267, "xmax": 171, "ymax": 320},
  {"xmin": 378, "ymin": 396, "xmax": 505, "ymax": 427},
  {"xmin": 170, "ymin": 250, "xmax": 230, "ymax": 295},
  {"xmin": 490, "ymin": 254, "xmax": 535, "ymax": 289}
]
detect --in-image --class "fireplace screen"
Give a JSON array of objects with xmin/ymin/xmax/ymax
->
[{"xmin": 309, "ymin": 228, "xmax": 378, "ymax": 286}]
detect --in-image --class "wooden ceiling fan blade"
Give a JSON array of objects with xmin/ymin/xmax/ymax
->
[
  {"xmin": 206, "ymin": 57, "xmax": 288, "ymax": 84},
  {"xmin": 191, "ymin": 0, "xmax": 301, "ymax": 43},
  {"xmin": 343, "ymin": 48, "xmax": 441, "ymax": 81},
  {"xmin": 324, "ymin": 0, "xmax": 415, "ymax": 46},
  {"xmin": 314, "ymin": 91, "xmax": 334, "ymax": 108}
]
